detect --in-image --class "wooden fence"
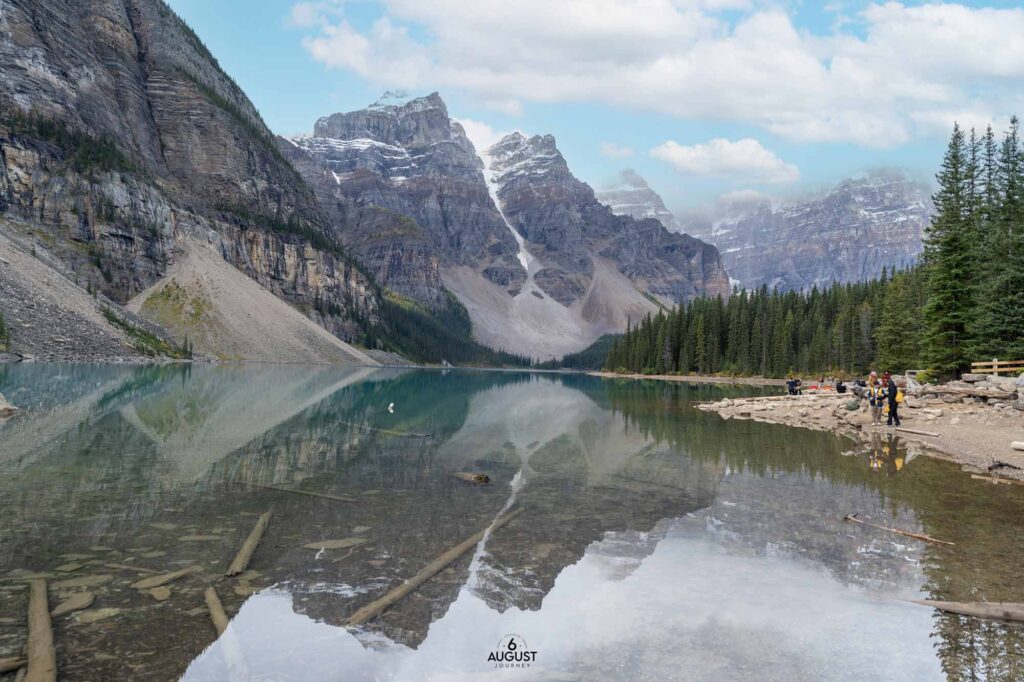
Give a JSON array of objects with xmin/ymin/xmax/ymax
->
[{"xmin": 971, "ymin": 359, "xmax": 1024, "ymax": 375}]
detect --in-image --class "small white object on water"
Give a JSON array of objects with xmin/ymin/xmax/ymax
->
[
  {"xmin": 315, "ymin": 547, "xmax": 325, "ymax": 561},
  {"xmin": 387, "ymin": 402, "xmax": 395, "ymax": 413}
]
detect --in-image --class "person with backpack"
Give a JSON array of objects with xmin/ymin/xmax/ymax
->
[{"xmin": 886, "ymin": 373, "xmax": 902, "ymax": 427}]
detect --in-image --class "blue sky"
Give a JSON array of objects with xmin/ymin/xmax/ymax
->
[{"xmin": 166, "ymin": 0, "xmax": 1024, "ymax": 213}]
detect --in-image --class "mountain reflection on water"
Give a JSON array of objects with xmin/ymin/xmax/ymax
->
[{"xmin": 1, "ymin": 364, "xmax": 1022, "ymax": 681}]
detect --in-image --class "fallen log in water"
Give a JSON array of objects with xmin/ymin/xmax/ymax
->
[
  {"xmin": 226, "ymin": 511, "xmax": 272, "ymax": 577},
  {"xmin": 843, "ymin": 513, "xmax": 954, "ymax": 546},
  {"xmin": 914, "ymin": 600, "xmax": 1024, "ymax": 623},
  {"xmin": 452, "ymin": 472, "xmax": 490, "ymax": 485},
  {"xmin": 970, "ymin": 474, "xmax": 1024, "ymax": 487},
  {"xmin": 346, "ymin": 507, "xmax": 525, "ymax": 626},
  {"xmin": 0, "ymin": 658, "xmax": 26, "ymax": 674},
  {"xmin": 205, "ymin": 586, "xmax": 229, "ymax": 636},
  {"xmin": 130, "ymin": 567, "xmax": 195, "ymax": 590},
  {"xmin": 25, "ymin": 579, "xmax": 55, "ymax": 682},
  {"xmin": 103, "ymin": 563, "xmax": 159, "ymax": 575},
  {"xmin": 896, "ymin": 427, "xmax": 941, "ymax": 438},
  {"xmin": 252, "ymin": 484, "xmax": 354, "ymax": 503}
]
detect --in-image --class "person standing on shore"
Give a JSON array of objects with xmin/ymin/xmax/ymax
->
[
  {"xmin": 886, "ymin": 373, "xmax": 902, "ymax": 427},
  {"xmin": 868, "ymin": 372, "xmax": 884, "ymax": 425}
]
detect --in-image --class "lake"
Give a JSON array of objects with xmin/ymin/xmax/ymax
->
[{"xmin": 1, "ymin": 364, "xmax": 1023, "ymax": 681}]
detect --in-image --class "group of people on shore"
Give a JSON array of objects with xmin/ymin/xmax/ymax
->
[{"xmin": 865, "ymin": 370, "xmax": 902, "ymax": 427}]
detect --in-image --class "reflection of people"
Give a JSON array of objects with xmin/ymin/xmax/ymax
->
[
  {"xmin": 868, "ymin": 433, "xmax": 907, "ymax": 475},
  {"xmin": 886, "ymin": 374, "xmax": 902, "ymax": 427}
]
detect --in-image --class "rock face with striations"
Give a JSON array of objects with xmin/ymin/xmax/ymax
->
[
  {"xmin": 289, "ymin": 92, "xmax": 523, "ymax": 307},
  {"xmin": 487, "ymin": 133, "xmax": 730, "ymax": 306},
  {"xmin": 684, "ymin": 171, "xmax": 932, "ymax": 291},
  {"xmin": 596, "ymin": 169, "xmax": 681, "ymax": 231},
  {"xmin": 0, "ymin": 0, "xmax": 376, "ymax": 350},
  {"xmin": 292, "ymin": 94, "xmax": 730, "ymax": 358}
]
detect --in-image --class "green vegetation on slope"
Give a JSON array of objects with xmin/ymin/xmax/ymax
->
[
  {"xmin": 101, "ymin": 306, "xmax": 192, "ymax": 359},
  {"xmin": 537, "ymin": 334, "xmax": 620, "ymax": 371},
  {"xmin": 367, "ymin": 290, "xmax": 532, "ymax": 366}
]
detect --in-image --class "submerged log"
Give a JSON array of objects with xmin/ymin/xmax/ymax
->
[
  {"xmin": 25, "ymin": 579, "xmax": 55, "ymax": 682},
  {"xmin": 970, "ymin": 474, "xmax": 1024, "ymax": 487},
  {"xmin": 205, "ymin": 586, "xmax": 229, "ymax": 636},
  {"xmin": 346, "ymin": 507, "xmax": 525, "ymax": 626},
  {"xmin": 915, "ymin": 600, "xmax": 1024, "ymax": 623},
  {"xmin": 452, "ymin": 472, "xmax": 490, "ymax": 485},
  {"xmin": 130, "ymin": 567, "xmax": 195, "ymax": 590},
  {"xmin": 0, "ymin": 658, "xmax": 26, "ymax": 674},
  {"xmin": 253, "ymin": 485, "xmax": 354, "ymax": 503},
  {"xmin": 843, "ymin": 513, "xmax": 954, "ymax": 546},
  {"xmin": 226, "ymin": 511, "xmax": 272, "ymax": 577}
]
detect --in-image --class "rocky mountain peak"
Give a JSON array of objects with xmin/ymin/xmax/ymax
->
[
  {"xmin": 313, "ymin": 92, "xmax": 458, "ymax": 149},
  {"xmin": 596, "ymin": 169, "xmax": 681, "ymax": 231}
]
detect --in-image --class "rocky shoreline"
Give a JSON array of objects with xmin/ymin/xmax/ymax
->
[{"xmin": 698, "ymin": 375, "xmax": 1024, "ymax": 481}]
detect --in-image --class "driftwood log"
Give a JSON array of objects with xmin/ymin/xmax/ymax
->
[
  {"xmin": 843, "ymin": 513, "xmax": 953, "ymax": 546},
  {"xmin": 971, "ymin": 474, "xmax": 1024, "ymax": 487},
  {"xmin": 346, "ymin": 508, "xmax": 524, "ymax": 626},
  {"xmin": 226, "ymin": 511, "xmax": 272, "ymax": 577},
  {"xmin": 1012, "ymin": 442, "xmax": 1024, "ymax": 452},
  {"xmin": 25, "ymin": 580, "xmax": 55, "ymax": 682},
  {"xmin": 205, "ymin": 586, "xmax": 229, "ymax": 636},
  {"xmin": 914, "ymin": 600, "xmax": 1024, "ymax": 623},
  {"xmin": 915, "ymin": 386, "xmax": 1015, "ymax": 399},
  {"xmin": 896, "ymin": 427, "xmax": 941, "ymax": 438},
  {"xmin": 452, "ymin": 472, "xmax": 490, "ymax": 485}
]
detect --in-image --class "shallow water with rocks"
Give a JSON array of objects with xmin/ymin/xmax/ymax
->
[{"xmin": 1, "ymin": 364, "xmax": 1023, "ymax": 681}]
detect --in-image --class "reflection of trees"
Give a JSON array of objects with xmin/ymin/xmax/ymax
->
[{"xmin": 600, "ymin": 378, "xmax": 1024, "ymax": 682}]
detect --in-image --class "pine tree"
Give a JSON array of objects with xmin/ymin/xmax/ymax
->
[
  {"xmin": 979, "ymin": 116, "xmax": 1024, "ymax": 359},
  {"xmin": 922, "ymin": 123, "xmax": 975, "ymax": 379}
]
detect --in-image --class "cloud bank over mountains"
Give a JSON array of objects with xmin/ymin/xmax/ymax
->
[{"xmin": 291, "ymin": 0, "xmax": 1024, "ymax": 148}]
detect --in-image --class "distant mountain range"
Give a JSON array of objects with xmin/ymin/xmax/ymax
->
[{"xmin": 600, "ymin": 170, "xmax": 933, "ymax": 292}]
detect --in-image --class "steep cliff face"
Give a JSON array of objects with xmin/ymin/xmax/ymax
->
[
  {"xmin": 488, "ymin": 133, "xmax": 731, "ymax": 306},
  {"xmin": 684, "ymin": 171, "xmax": 932, "ymax": 291},
  {"xmin": 596, "ymin": 169, "xmax": 681, "ymax": 231},
  {"xmin": 291, "ymin": 93, "xmax": 523, "ymax": 303},
  {"xmin": 0, "ymin": 0, "xmax": 376, "ymax": 351}
]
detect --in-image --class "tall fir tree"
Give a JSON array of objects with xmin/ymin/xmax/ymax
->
[{"xmin": 922, "ymin": 123, "xmax": 975, "ymax": 379}]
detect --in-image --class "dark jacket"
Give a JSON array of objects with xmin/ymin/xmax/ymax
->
[{"xmin": 887, "ymin": 379, "xmax": 899, "ymax": 405}]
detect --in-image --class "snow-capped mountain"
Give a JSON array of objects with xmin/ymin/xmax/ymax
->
[
  {"xmin": 596, "ymin": 169, "xmax": 681, "ymax": 231},
  {"xmin": 287, "ymin": 94, "xmax": 730, "ymax": 358},
  {"xmin": 684, "ymin": 170, "xmax": 932, "ymax": 291}
]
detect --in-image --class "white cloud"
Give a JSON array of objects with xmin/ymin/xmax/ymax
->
[
  {"xmin": 651, "ymin": 138, "xmax": 799, "ymax": 184},
  {"xmin": 457, "ymin": 118, "xmax": 509, "ymax": 153},
  {"xmin": 292, "ymin": 1, "xmax": 1024, "ymax": 148},
  {"xmin": 600, "ymin": 142, "xmax": 634, "ymax": 158}
]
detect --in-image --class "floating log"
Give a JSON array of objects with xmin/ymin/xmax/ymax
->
[
  {"xmin": 914, "ymin": 600, "xmax": 1024, "ymax": 623},
  {"xmin": 204, "ymin": 586, "xmax": 229, "ymax": 636},
  {"xmin": 346, "ymin": 507, "xmax": 525, "ymax": 626},
  {"xmin": 226, "ymin": 511, "xmax": 272, "ymax": 577},
  {"xmin": 970, "ymin": 474, "xmax": 1024, "ymax": 487},
  {"xmin": 25, "ymin": 579, "xmax": 55, "ymax": 682},
  {"xmin": 253, "ymin": 484, "xmax": 354, "ymax": 503},
  {"xmin": 0, "ymin": 658, "xmax": 26, "ymax": 674},
  {"xmin": 452, "ymin": 472, "xmax": 490, "ymax": 485},
  {"xmin": 896, "ymin": 427, "xmax": 941, "ymax": 438},
  {"xmin": 130, "ymin": 567, "xmax": 195, "ymax": 590},
  {"xmin": 1012, "ymin": 442, "xmax": 1024, "ymax": 452},
  {"xmin": 50, "ymin": 592, "xmax": 94, "ymax": 617},
  {"xmin": 843, "ymin": 513, "xmax": 953, "ymax": 546}
]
